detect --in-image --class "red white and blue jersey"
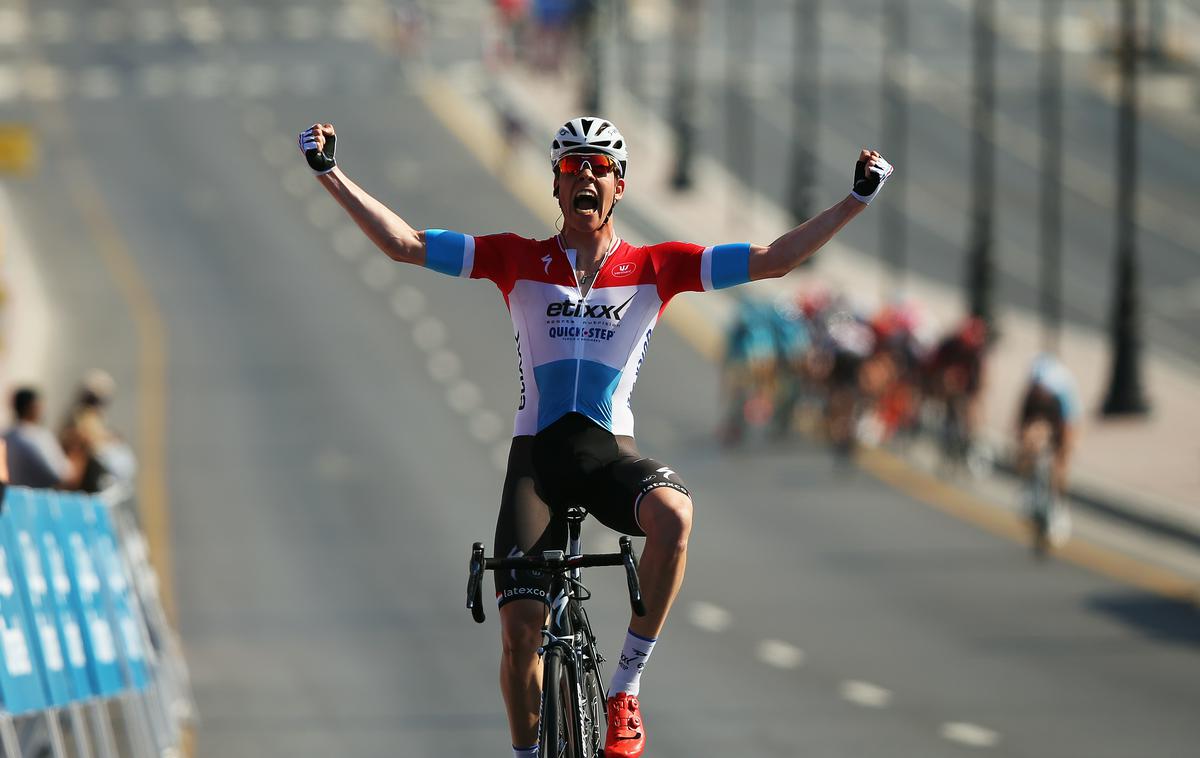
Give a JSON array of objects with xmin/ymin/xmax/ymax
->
[{"xmin": 423, "ymin": 230, "xmax": 752, "ymax": 436}]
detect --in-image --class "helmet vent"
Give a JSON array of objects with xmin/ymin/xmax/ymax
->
[
  {"xmin": 614, "ymin": 140, "xmax": 623, "ymax": 149},
  {"xmin": 580, "ymin": 117, "xmax": 594, "ymax": 134},
  {"xmin": 564, "ymin": 121, "xmax": 578, "ymax": 136}
]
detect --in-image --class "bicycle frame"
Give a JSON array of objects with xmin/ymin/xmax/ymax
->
[{"xmin": 465, "ymin": 511, "xmax": 645, "ymax": 757}]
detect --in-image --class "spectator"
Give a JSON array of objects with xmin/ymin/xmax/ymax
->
[
  {"xmin": 3, "ymin": 385, "xmax": 72, "ymax": 488},
  {"xmin": 60, "ymin": 370, "xmax": 137, "ymax": 493}
]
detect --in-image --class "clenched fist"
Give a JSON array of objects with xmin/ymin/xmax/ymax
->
[
  {"xmin": 850, "ymin": 149, "xmax": 893, "ymax": 205},
  {"xmin": 299, "ymin": 123, "xmax": 337, "ymax": 174}
]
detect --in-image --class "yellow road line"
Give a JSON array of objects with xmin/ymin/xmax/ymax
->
[
  {"xmin": 58, "ymin": 153, "xmax": 176, "ymax": 624},
  {"xmin": 416, "ymin": 70, "xmax": 1200, "ymax": 606}
]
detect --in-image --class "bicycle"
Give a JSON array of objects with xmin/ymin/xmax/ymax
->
[{"xmin": 466, "ymin": 507, "xmax": 646, "ymax": 758}]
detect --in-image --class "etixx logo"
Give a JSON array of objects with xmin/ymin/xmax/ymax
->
[{"xmin": 613, "ymin": 262, "xmax": 636, "ymax": 278}]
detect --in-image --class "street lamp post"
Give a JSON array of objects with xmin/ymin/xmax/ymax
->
[
  {"xmin": 966, "ymin": 0, "xmax": 997, "ymax": 333},
  {"xmin": 787, "ymin": 0, "xmax": 821, "ymax": 225},
  {"xmin": 1039, "ymin": 0, "xmax": 1064, "ymax": 352},
  {"xmin": 669, "ymin": 0, "xmax": 701, "ymax": 190},
  {"xmin": 881, "ymin": 0, "xmax": 909, "ymax": 290},
  {"xmin": 1102, "ymin": 0, "xmax": 1150, "ymax": 415}
]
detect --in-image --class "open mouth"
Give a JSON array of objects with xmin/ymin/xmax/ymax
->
[{"xmin": 572, "ymin": 189, "xmax": 600, "ymax": 215}]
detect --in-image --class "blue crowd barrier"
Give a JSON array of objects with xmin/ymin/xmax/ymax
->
[{"xmin": 0, "ymin": 488, "xmax": 151, "ymax": 717}]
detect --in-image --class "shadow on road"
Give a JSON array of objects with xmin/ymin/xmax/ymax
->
[{"xmin": 1088, "ymin": 592, "xmax": 1200, "ymax": 649}]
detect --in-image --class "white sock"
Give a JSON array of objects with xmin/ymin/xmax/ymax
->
[
  {"xmin": 513, "ymin": 744, "xmax": 538, "ymax": 758},
  {"xmin": 608, "ymin": 628, "xmax": 658, "ymax": 696}
]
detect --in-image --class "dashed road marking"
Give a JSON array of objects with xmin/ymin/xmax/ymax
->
[
  {"xmin": 427, "ymin": 350, "xmax": 462, "ymax": 383},
  {"xmin": 446, "ymin": 380, "xmax": 483, "ymax": 414},
  {"xmin": 756, "ymin": 639, "xmax": 804, "ymax": 669},
  {"xmin": 23, "ymin": 64, "xmax": 67, "ymax": 101},
  {"xmin": 360, "ymin": 256, "xmax": 396, "ymax": 290},
  {"xmin": 391, "ymin": 285, "xmax": 426, "ymax": 320},
  {"xmin": 940, "ymin": 722, "xmax": 1000, "ymax": 748},
  {"xmin": 840, "ymin": 680, "xmax": 893, "ymax": 708},
  {"xmin": 688, "ymin": 601, "xmax": 732, "ymax": 633},
  {"xmin": 0, "ymin": 10, "xmax": 28, "ymax": 45},
  {"xmin": 333, "ymin": 226, "xmax": 368, "ymax": 261},
  {"xmin": 412, "ymin": 315, "xmax": 448, "ymax": 351}
]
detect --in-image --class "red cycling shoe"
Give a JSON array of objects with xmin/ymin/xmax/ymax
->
[{"xmin": 604, "ymin": 692, "xmax": 646, "ymax": 757}]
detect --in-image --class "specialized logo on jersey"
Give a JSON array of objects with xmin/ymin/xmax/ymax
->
[
  {"xmin": 613, "ymin": 262, "xmax": 636, "ymax": 278},
  {"xmin": 541, "ymin": 254, "xmax": 553, "ymax": 274}
]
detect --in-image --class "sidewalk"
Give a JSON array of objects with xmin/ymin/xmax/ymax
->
[{"xmin": 428, "ymin": 60, "xmax": 1200, "ymax": 543}]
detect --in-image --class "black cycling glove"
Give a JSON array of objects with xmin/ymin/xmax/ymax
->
[
  {"xmin": 850, "ymin": 156, "xmax": 894, "ymax": 205},
  {"xmin": 299, "ymin": 128, "xmax": 337, "ymax": 175}
]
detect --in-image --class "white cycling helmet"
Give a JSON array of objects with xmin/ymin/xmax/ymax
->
[{"xmin": 549, "ymin": 116, "xmax": 628, "ymax": 177}]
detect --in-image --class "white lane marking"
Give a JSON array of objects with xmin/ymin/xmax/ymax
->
[
  {"xmin": 492, "ymin": 441, "xmax": 511, "ymax": 471},
  {"xmin": 361, "ymin": 256, "xmax": 396, "ymax": 290},
  {"xmin": 412, "ymin": 316, "xmax": 447, "ymax": 351},
  {"xmin": 839, "ymin": 680, "xmax": 893, "ymax": 709},
  {"xmin": 283, "ymin": 166, "xmax": 313, "ymax": 198},
  {"xmin": 469, "ymin": 411, "xmax": 504, "ymax": 443},
  {"xmin": 36, "ymin": 10, "xmax": 73, "ymax": 44},
  {"xmin": 446, "ymin": 380, "xmax": 483, "ymax": 414},
  {"xmin": 284, "ymin": 8, "xmax": 321, "ymax": 41},
  {"xmin": 242, "ymin": 105, "xmax": 274, "ymax": 136},
  {"xmin": 688, "ymin": 601, "xmax": 732, "ymax": 633},
  {"xmin": 306, "ymin": 195, "xmax": 342, "ymax": 230},
  {"xmin": 333, "ymin": 226, "xmax": 368, "ymax": 261},
  {"xmin": 23, "ymin": 64, "xmax": 67, "ymax": 101},
  {"xmin": 0, "ymin": 10, "xmax": 28, "ymax": 46},
  {"xmin": 179, "ymin": 7, "xmax": 223, "ymax": 45},
  {"xmin": 391, "ymin": 285, "xmax": 426, "ymax": 320},
  {"xmin": 134, "ymin": 9, "xmax": 173, "ymax": 44},
  {"xmin": 940, "ymin": 722, "xmax": 1000, "ymax": 748},
  {"xmin": 0, "ymin": 66, "xmax": 20, "ymax": 103},
  {"xmin": 427, "ymin": 350, "xmax": 462, "ymax": 383},
  {"xmin": 229, "ymin": 8, "xmax": 267, "ymax": 42},
  {"xmin": 78, "ymin": 67, "xmax": 121, "ymax": 100},
  {"xmin": 238, "ymin": 63, "xmax": 279, "ymax": 99},
  {"xmin": 137, "ymin": 64, "xmax": 175, "ymax": 98},
  {"xmin": 756, "ymin": 639, "xmax": 804, "ymax": 669},
  {"xmin": 91, "ymin": 9, "xmax": 123, "ymax": 44}
]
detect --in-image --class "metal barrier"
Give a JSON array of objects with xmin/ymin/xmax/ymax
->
[{"xmin": 0, "ymin": 487, "xmax": 195, "ymax": 757}]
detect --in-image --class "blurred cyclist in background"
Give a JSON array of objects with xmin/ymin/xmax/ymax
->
[
  {"xmin": 1015, "ymin": 353, "xmax": 1080, "ymax": 541},
  {"xmin": 924, "ymin": 316, "xmax": 987, "ymax": 471}
]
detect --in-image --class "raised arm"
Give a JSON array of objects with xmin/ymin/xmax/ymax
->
[
  {"xmin": 748, "ymin": 149, "xmax": 892, "ymax": 280},
  {"xmin": 299, "ymin": 123, "xmax": 427, "ymax": 266}
]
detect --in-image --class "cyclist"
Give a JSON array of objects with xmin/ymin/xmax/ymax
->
[
  {"xmin": 1016, "ymin": 353, "xmax": 1080, "ymax": 540},
  {"xmin": 924, "ymin": 316, "xmax": 987, "ymax": 468},
  {"xmin": 299, "ymin": 116, "xmax": 892, "ymax": 758}
]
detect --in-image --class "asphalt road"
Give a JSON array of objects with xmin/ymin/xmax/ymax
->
[{"xmin": 4, "ymin": 1, "xmax": 1199, "ymax": 756}]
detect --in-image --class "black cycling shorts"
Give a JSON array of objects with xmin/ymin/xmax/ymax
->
[{"xmin": 493, "ymin": 413, "xmax": 690, "ymax": 608}]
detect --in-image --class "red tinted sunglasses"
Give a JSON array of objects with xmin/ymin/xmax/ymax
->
[{"xmin": 556, "ymin": 153, "xmax": 620, "ymax": 177}]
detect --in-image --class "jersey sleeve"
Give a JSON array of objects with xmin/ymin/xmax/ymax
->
[
  {"xmin": 650, "ymin": 241, "xmax": 753, "ymax": 301},
  {"xmin": 422, "ymin": 230, "xmax": 515, "ymax": 292}
]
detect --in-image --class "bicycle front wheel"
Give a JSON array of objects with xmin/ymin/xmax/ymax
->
[{"xmin": 539, "ymin": 648, "xmax": 579, "ymax": 758}]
